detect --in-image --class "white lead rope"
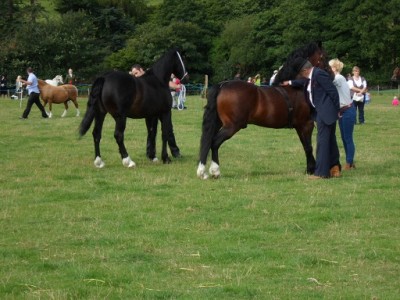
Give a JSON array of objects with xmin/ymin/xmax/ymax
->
[
  {"xmin": 177, "ymin": 84, "xmax": 186, "ymax": 110},
  {"xmin": 176, "ymin": 51, "xmax": 188, "ymax": 81}
]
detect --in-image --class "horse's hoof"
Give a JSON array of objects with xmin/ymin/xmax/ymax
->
[
  {"xmin": 209, "ymin": 161, "xmax": 221, "ymax": 179},
  {"xmin": 162, "ymin": 157, "xmax": 172, "ymax": 164},
  {"xmin": 94, "ymin": 156, "xmax": 105, "ymax": 168},
  {"xmin": 122, "ymin": 156, "xmax": 136, "ymax": 168},
  {"xmin": 196, "ymin": 163, "xmax": 208, "ymax": 179},
  {"xmin": 152, "ymin": 157, "xmax": 159, "ymax": 163}
]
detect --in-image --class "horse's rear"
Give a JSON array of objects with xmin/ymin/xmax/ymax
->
[{"xmin": 197, "ymin": 81, "xmax": 315, "ymax": 179}]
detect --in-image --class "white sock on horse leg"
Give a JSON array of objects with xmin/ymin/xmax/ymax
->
[
  {"xmin": 76, "ymin": 109, "xmax": 80, "ymax": 117},
  {"xmin": 122, "ymin": 156, "xmax": 136, "ymax": 168},
  {"xmin": 61, "ymin": 110, "xmax": 67, "ymax": 117},
  {"xmin": 197, "ymin": 163, "xmax": 208, "ymax": 179},
  {"xmin": 209, "ymin": 161, "xmax": 220, "ymax": 178},
  {"xmin": 94, "ymin": 156, "xmax": 105, "ymax": 168}
]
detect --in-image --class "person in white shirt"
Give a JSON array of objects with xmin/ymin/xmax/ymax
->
[{"xmin": 347, "ymin": 66, "xmax": 367, "ymax": 124}]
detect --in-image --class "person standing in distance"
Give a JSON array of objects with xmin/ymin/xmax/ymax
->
[{"xmin": 19, "ymin": 67, "xmax": 48, "ymax": 119}]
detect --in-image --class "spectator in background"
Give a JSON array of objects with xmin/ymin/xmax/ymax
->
[
  {"xmin": 1, "ymin": 75, "xmax": 8, "ymax": 98},
  {"xmin": 233, "ymin": 73, "xmax": 241, "ymax": 80},
  {"xmin": 348, "ymin": 66, "xmax": 367, "ymax": 124},
  {"xmin": 254, "ymin": 74, "xmax": 261, "ymax": 86},
  {"xmin": 170, "ymin": 74, "xmax": 182, "ymax": 109},
  {"xmin": 65, "ymin": 68, "xmax": 77, "ymax": 84}
]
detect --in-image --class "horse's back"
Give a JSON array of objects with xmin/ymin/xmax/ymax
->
[{"xmin": 217, "ymin": 81, "xmax": 293, "ymax": 128}]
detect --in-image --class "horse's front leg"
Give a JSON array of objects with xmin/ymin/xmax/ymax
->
[
  {"xmin": 114, "ymin": 115, "xmax": 135, "ymax": 168},
  {"xmin": 61, "ymin": 101, "xmax": 68, "ymax": 118},
  {"xmin": 145, "ymin": 117, "xmax": 158, "ymax": 162},
  {"xmin": 295, "ymin": 120, "xmax": 316, "ymax": 174},
  {"xmin": 48, "ymin": 101, "xmax": 53, "ymax": 118},
  {"xmin": 159, "ymin": 112, "xmax": 172, "ymax": 164}
]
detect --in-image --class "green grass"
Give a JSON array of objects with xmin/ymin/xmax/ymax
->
[{"xmin": 0, "ymin": 92, "xmax": 399, "ymax": 299}]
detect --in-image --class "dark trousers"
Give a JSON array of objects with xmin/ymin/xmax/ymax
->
[
  {"xmin": 353, "ymin": 99, "xmax": 365, "ymax": 124},
  {"xmin": 22, "ymin": 92, "xmax": 47, "ymax": 118},
  {"xmin": 315, "ymin": 116, "xmax": 340, "ymax": 177}
]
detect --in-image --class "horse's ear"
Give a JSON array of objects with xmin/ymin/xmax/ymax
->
[{"xmin": 316, "ymin": 41, "xmax": 322, "ymax": 48}]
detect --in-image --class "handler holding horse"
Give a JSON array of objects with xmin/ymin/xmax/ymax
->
[{"xmin": 20, "ymin": 67, "xmax": 48, "ymax": 119}]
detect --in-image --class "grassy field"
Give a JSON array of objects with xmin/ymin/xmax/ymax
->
[{"xmin": 0, "ymin": 91, "xmax": 399, "ymax": 299}]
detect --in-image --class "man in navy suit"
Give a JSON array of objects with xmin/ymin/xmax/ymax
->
[{"xmin": 282, "ymin": 58, "xmax": 341, "ymax": 179}]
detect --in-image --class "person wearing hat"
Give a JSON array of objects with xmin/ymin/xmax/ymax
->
[
  {"xmin": 19, "ymin": 67, "xmax": 48, "ymax": 119},
  {"xmin": 282, "ymin": 57, "xmax": 341, "ymax": 179}
]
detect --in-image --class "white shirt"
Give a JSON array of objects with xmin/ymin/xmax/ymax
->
[{"xmin": 307, "ymin": 68, "xmax": 315, "ymax": 107}]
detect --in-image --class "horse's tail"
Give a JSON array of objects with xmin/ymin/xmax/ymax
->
[
  {"xmin": 199, "ymin": 84, "xmax": 222, "ymax": 164},
  {"xmin": 79, "ymin": 77, "xmax": 104, "ymax": 137}
]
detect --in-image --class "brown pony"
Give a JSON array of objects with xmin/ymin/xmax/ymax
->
[
  {"xmin": 197, "ymin": 42, "xmax": 330, "ymax": 179},
  {"xmin": 38, "ymin": 79, "xmax": 80, "ymax": 118}
]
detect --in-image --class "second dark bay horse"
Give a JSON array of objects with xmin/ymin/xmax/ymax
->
[{"xmin": 197, "ymin": 81, "xmax": 315, "ymax": 179}]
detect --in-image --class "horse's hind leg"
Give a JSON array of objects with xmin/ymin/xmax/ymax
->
[
  {"xmin": 92, "ymin": 112, "xmax": 106, "ymax": 168},
  {"xmin": 61, "ymin": 102, "xmax": 68, "ymax": 117},
  {"xmin": 72, "ymin": 98, "xmax": 80, "ymax": 117},
  {"xmin": 208, "ymin": 125, "xmax": 240, "ymax": 178},
  {"xmin": 145, "ymin": 117, "xmax": 158, "ymax": 161},
  {"xmin": 295, "ymin": 120, "xmax": 316, "ymax": 174},
  {"xmin": 114, "ymin": 116, "xmax": 136, "ymax": 168},
  {"xmin": 159, "ymin": 112, "xmax": 173, "ymax": 164},
  {"xmin": 47, "ymin": 102, "xmax": 53, "ymax": 118}
]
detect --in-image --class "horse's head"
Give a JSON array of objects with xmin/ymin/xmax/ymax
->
[
  {"xmin": 151, "ymin": 48, "xmax": 188, "ymax": 85},
  {"xmin": 273, "ymin": 41, "xmax": 333, "ymax": 85},
  {"xmin": 55, "ymin": 75, "xmax": 64, "ymax": 84},
  {"xmin": 172, "ymin": 50, "xmax": 188, "ymax": 83}
]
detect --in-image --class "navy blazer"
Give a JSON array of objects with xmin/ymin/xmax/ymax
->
[{"xmin": 292, "ymin": 68, "xmax": 340, "ymax": 125}]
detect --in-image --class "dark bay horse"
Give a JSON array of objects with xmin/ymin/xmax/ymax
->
[
  {"xmin": 38, "ymin": 79, "xmax": 79, "ymax": 118},
  {"xmin": 79, "ymin": 48, "xmax": 187, "ymax": 168},
  {"xmin": 197, "ymin": 82, "xmax": 315, "ymax": 179},
  {"xmin": 197, "ymin": 42, "xmax": 330, "ymax": 179}
]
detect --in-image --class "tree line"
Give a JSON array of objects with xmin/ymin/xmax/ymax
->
[{"xmin": 1, "ymin": 0, "xmax": 399, "ymax": 87}]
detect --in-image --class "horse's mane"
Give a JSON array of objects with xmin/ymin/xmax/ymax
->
[{"xmin": 273, "ymin": 42, "xmax": 325, "ymax": 85}]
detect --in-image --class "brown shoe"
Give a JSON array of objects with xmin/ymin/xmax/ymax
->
[
  {"xmin": 330, "ymin": 165, "xmax": 341, "ymax": 177},
  {"xmin": 344, "ymin": 163, "xmax": 356, "ymax": 170}
]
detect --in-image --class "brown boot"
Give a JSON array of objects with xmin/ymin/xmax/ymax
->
[
  {"xmin": 330, "ymin": 165, "xmax": 341, "ymax": 177},
  {"xmin": 344, "ymin": 163, "xmax": 356, "ymax": 170}
]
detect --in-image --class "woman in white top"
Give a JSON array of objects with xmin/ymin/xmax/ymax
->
[
  {"xmin": 348, "ymin": 66, "xmax": 367, "ymax": 124},
  {"xmin": 329, "ymin": 59, "xmax": 356, "ymax": 170}
]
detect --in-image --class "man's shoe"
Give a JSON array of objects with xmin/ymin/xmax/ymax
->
[{"xmin": 330, "ymin": 165, "xmax": 341, "ymax": 177}]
